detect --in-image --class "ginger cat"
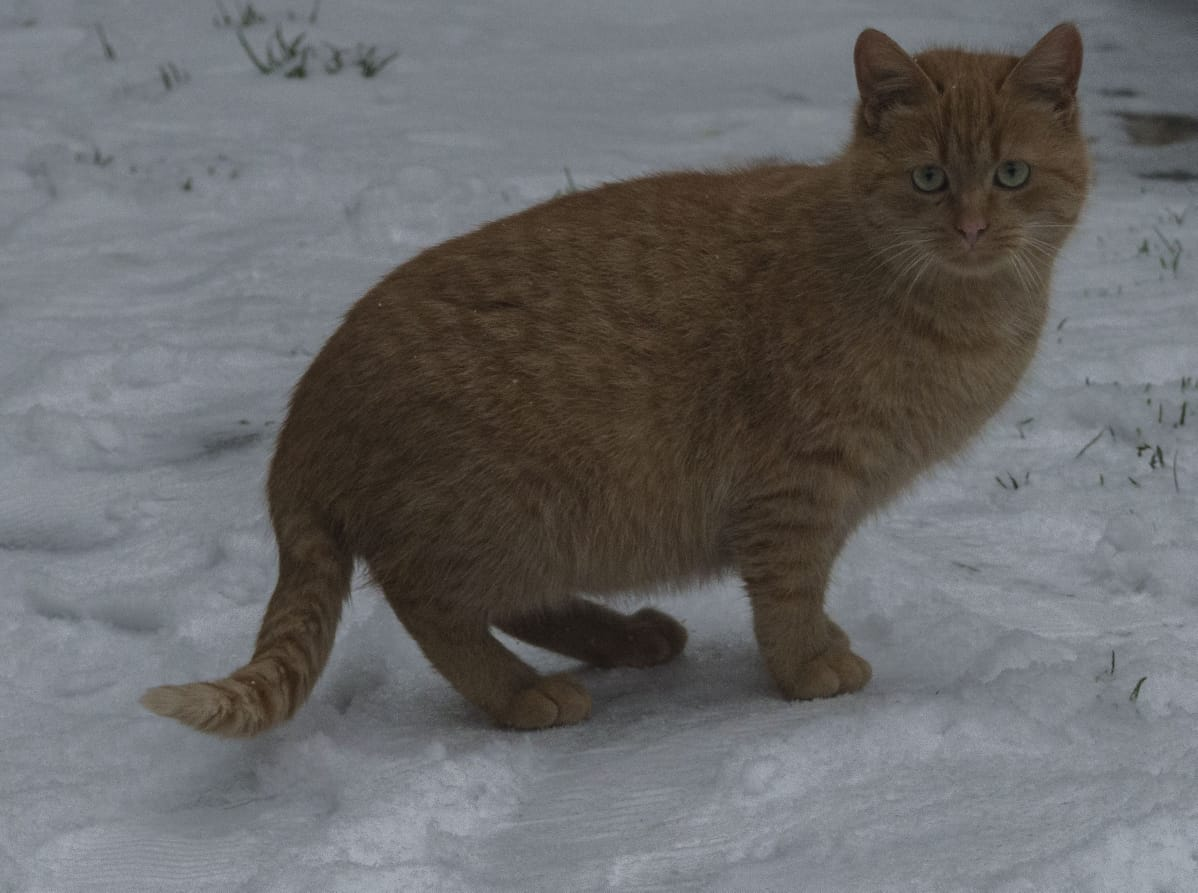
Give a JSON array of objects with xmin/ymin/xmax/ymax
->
[{"xmin": 143, "ymin": 24, "xmax": 1088, "ymax": 734}]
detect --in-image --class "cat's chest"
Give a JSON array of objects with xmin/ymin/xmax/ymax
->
[
  {"xmin": 872, "ymin": 331, "xmax": 1034, "ymax": 458},
  {"xmin": 797, "ymin": 309, "xmax": 1042, "ymax": 479}
]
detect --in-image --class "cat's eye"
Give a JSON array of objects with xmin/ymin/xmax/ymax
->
[
  {"xmin": 911, "ymin": 165, "xmax": 948, "ymax": 193},
  {"xmin": 995, "ymin": 160, "xmax": 1031, "ymax": 189}
]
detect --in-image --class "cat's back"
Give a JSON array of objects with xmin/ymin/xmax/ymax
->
[
  {"xmin": 305, "ymin": 163, "xmax": 829, "ymax": 427},
  {"xmin": 354, "ymin": 161, "xmax": 826, "ymax": 336}
]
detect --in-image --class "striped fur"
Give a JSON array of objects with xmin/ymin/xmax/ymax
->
[{"xmin": 141, "ymin": 511, "xmax": 352, "ymax": 736}]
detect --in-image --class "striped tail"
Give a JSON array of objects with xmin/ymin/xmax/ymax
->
[{"xmin": 141, "ymin": 511, "xmax": 353, "ymax": 737}]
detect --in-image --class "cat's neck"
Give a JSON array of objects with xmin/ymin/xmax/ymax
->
[{"xmin": 887, "ymin": 263, "xmax": 1051, "ymax": 350}]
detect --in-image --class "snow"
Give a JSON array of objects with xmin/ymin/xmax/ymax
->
[{"xmin": 2, "ymin": 0, "xmax": 1197, "ymax": 890}]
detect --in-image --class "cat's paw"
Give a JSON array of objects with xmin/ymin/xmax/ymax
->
[
  {"xmin": 773, "ymin": 645, "xmax": 872, "ymax": 701},
  {"xmin": 595, "ymin": 607, "xmax": 688, "ymax": 668},
  {"xmin": 497, "ymin": 673, "xmax": 592, "ymax": 730}
]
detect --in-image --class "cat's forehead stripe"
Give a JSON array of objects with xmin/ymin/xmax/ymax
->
[
  {"xmin": 903, "ymin": 49, "xmax": 1023, "ymax": 170},
  {"xmin": 940, "ymin": 85, "xmax": 1000, "ymax": 166}
]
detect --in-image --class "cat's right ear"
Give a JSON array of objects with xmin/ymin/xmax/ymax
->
[{"xmin": 854, "ymin": 29, "xmax": 936, "ymax": 132}]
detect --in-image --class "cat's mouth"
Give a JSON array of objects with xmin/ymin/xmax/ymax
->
[{"xmin": 937, "ymin": 238, "xmax": 1010, "ymax": 276}]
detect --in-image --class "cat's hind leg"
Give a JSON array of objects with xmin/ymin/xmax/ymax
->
[
  {"xmin": 496, "ymin": 597, "xmax": 687, "ymax": 669},
  {"xmin": 389, "ymin": 599, "xmax": 592, "ymax": 730}
]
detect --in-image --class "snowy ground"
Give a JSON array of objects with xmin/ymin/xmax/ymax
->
[{"xmin": 3, "ymin": 0, "xmax": 1197, "ymax": 890}]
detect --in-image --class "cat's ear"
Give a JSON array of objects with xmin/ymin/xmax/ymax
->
[
  {"xmin": 854, "ymin": 28, "xmax": 936, "ymax": 131},
  {"xmin": 1002, "ymin": 23, "xmax": 1083, "ymax": 114}
]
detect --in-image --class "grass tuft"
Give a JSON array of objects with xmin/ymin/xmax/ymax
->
[
  {"xmin": 95, "ymin": 23, "xmax": 116, "ymax": 60},
  {"xmin": 353, "ymin": 44, "xmax": 398, "ymax": 78},
  {"xmin": 214, "ymin": 0, "xmax": 266, "ymax": 29},
  {"xmin": 1129, "ymin": 676, "xmax": 1148, "ymax": 702},
  {"xmin": 1095, "ymin": 649, "xmax": 1116, "ymax": 682},
  {"xmin": 1153, "ymin": 227, "xmax": 1183, "ymax": 275},
  {"xmin": 285, "ymin": 0, "xmax": 321, "ymax": 25},
  {"xmin": 1075, "ymin": 428, "xmax": 1105, "ymax": 460},
  {"xmin": 994, "ymin": 471, "xmax": 1027, "ymax": 490},
  {"xmin": 76, "ymin": 146, "xmax": 113, "ymax": 167},
  {"xmin": 236, "ymin": 25, "xmax": 396, "ymax": 79},
  {"xmin": 159, "ymin": 62, "xmax": 189, "ymax": 91},
  {"xmin": 552, "ymin": 167, "xmax": 580, "ymax": 198}
]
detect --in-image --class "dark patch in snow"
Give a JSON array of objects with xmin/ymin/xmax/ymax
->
[
  {"xmin": 1138, "ymin": 169, "xmax": 1198, "ymax": 182},
  {"xmin": 93, "ymin": 603, "xmax": 166, "ymax": 634},
  {"xmin": 0, "ymin": 523, "xmax": 122, "ymax": 553},
  {"xmin": 200, "ymin": 431, "xmax": 263, "ymax": 457},
  {"xmin": 27, "ymin": 591, "xmax": 164, "ymax": 634},
  {"xmin": 1118, "ymin": 111, "xmax": 1198, "ymax": 146},
  {"xmin": 765, "ymin": 87, "xmax": 811, "ymax": 103}
]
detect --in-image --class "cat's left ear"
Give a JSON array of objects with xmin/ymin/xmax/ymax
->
[{"xmin": 1002, "ymin": 23, "xmax": 1083, "ymax": 114}]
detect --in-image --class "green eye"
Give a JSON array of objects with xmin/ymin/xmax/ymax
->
[
  {"xmin": 912, "ymin": 165, "xmax": 948, "ymax": 193},
  {"xmin": 995, "ymin": 160, "xmax": 1031, "ymax": 188}
]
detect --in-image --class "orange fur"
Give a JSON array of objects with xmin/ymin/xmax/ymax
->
[{"xmin": 142, "ymin": 24, "xmax": 1088, "ymax": 734}]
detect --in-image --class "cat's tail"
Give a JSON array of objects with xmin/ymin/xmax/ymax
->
[{"xmin": 140, "ymin": 509, "xmax": 353, "ymax": 737}]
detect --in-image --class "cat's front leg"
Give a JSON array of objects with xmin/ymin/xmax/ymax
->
[{"xmin": 731, "ymin": 510, "xmax": 871, "ymax": 700}]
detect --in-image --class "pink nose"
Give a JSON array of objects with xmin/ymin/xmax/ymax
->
[{"xmin": 957, "ymin": 218, "xmax": 987, "ymax": 248}]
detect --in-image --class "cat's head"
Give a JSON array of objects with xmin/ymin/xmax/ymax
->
[{"xmin": 847, "ymin": 24, "xmax": 1089, "ymax": 281}]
